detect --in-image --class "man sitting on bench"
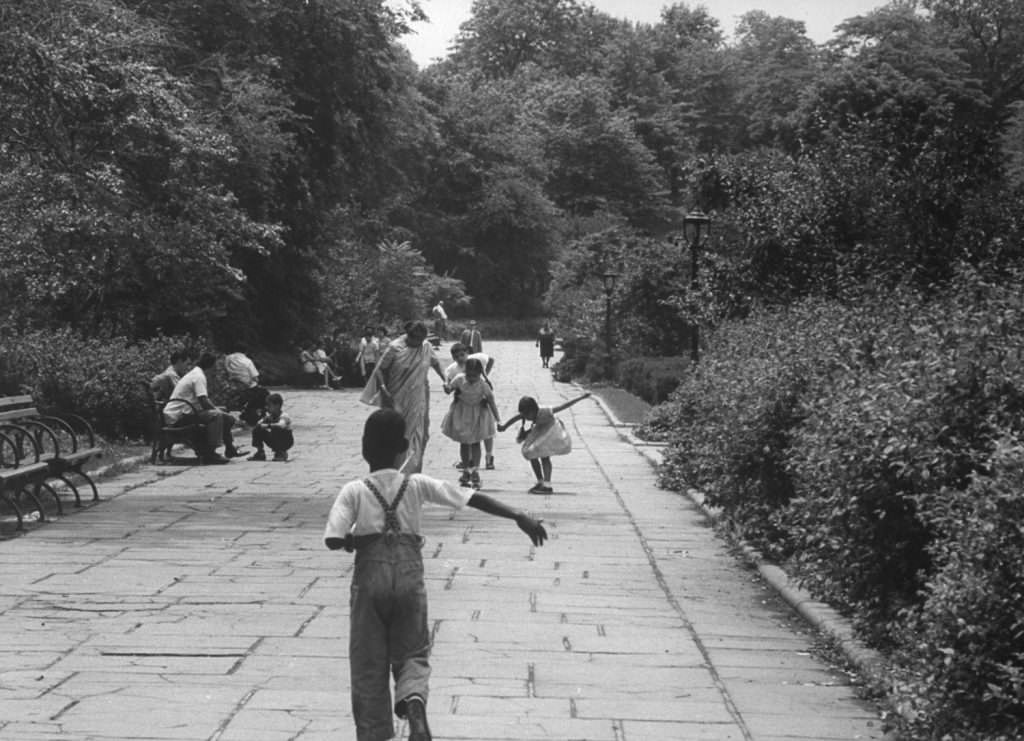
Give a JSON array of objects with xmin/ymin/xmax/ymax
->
[{"xmin": 164, "ymin": 352, "xmax": 240, "ymax": 464}]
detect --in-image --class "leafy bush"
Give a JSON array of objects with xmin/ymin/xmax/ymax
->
[
  {"xmin": 891, "ymin": 436, "xmax": 1024, "ymax": 739},
  {"xmin": 616, "ymin": 356, "xmax": 688, "ymax": 405},
  {"xmin": 645, "ymin": 266, "xmax": 1024, "ymax": 738},
  {"xmin": 1, "ymin": 329, "xmax": 204, "ymax": 439}
]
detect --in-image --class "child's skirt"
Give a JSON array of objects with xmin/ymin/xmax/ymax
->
[
  {"xmin": 441, "ymin": 401, "xmax": 496, "ymax": 444},
  {"xmin": 520, "ymin": 419, "xmax": 572, "ymax": 459}
]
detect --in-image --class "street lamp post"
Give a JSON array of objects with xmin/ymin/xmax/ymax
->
[
  {"xmin": 601, "ymin": 270, "xmax": 619, "ymax": 380},
  {"xmin": 682, "ymin": 209, "xmax": 710, "ymax": 363}
]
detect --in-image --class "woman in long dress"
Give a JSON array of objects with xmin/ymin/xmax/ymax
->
[{"xmin": 360, "ymin": 321, "xmax": 446, "ymax": 473}]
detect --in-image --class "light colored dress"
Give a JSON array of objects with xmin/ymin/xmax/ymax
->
[
  {"xmin": 441, "ymin": 374, "xmax": 496, "ymax": 444},
  {"xmin": 360, "ymin": 335, "xmax": 438, "ymax": 473}
]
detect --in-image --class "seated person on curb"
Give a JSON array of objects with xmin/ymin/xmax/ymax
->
[
  {"xmin": 224, "ymin": 349, "xmax": 269, "ymax": 426},
  {"xmin": 248, "ymin": 393, "xmax": 294, "ymax": 462},
  {"xmin": 163, "ymin": 352, "xmax": 240, "ymax": 464},
  {"xmin": 324, "ymin": 409, "xmax": 547, "ymax": 741},
  {"xmin": 150, "ymin": 349, "xmax": 191, "ymax": 401}
]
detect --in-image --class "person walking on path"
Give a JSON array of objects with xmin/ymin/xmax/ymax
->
[
  {"xmin": 444, "ymin": 342, "xmax": 497, "ymax": 470},
  {"xmin": 360, "ymin": 321, "xmax": 446, "ymax": 474},
  {"xmin": 440, "ymin": 357, "xmax": 500, "ymax": 489},
  {"xmin": 498, "ymin": 392, "xmax": 590, "ymax": 492},
  {"xmin": 356, "ymin": 326, "xmax": 382, "ymax": 383},
  {"xmin": 324, "ymin": 409, "xmax": 547, "ymax": 741},
  {"xmin": 247, "ymin": 393, "xmax": 294, "ymax": 462},
  {"xmin": 536, "ymin": 321, "xmax": 556, "ymax": 368},
  {"xmin": 431, "ymin": 300, "xmax": 448, "ymax": 340},
  {"xmin": 458, "ymin": 319, "xmax": 483, "ymax": 353}
]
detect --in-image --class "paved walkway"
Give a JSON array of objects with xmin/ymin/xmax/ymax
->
[{"xmin": 0, "ymin": 341, "xmax": 885, "ymax": 740}]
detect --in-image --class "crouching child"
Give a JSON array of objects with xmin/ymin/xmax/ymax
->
[{"xmin": 248, "ymin": 393, "xmax": 294, "ymax": 461}]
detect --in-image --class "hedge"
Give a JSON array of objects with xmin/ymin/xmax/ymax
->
[{"xmin": 641, "ymin": 267, "xmax": 1024, "ymax": 739}]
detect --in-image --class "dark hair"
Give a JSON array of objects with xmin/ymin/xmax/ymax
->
[
  {"xmin": 405, "ymin": 320, "xmax": 427, "ymax": 336},
  {"xmin": 266, "ymin": 393, "xmax": 283, "ymax": 406},
  {"xmin": 518, "ymin": 396, "xmax": 539, "ymax": 416},
  {"xmin": 450, "ymin": 342, "xmax": 467, "ymax": 357},
  {"xmin": 197, "ymin": 352, "xmax": 217, "ymax": 370},
  {"xmin": 363, "ymin": 409, "xmax": 407, "ymax": 455},
  {"xmin": 170, "ymin": 349, "xmax": 190, "ymax": 364},
  {"xmin": 464, "ymin": 357, "xmax": 484, "ymax": 376}
]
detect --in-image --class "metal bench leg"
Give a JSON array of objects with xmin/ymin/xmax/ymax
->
[{"xmin": 56, "ymin": 475, "xmax": 81, "ymax": 508}]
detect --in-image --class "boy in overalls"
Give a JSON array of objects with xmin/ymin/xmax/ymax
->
[{"xmin": 324, "ymin": 409, "xmax": 548, "ymax": 741}]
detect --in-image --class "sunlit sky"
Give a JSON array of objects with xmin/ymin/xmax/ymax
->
[{"xmin": 399, "ymin": 0, "xmax": 889, "ymax": 67}]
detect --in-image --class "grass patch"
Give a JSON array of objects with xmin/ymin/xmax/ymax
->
[{"xmin": 588, "ymin": 384, "xmax": 653, "ymax": 425}]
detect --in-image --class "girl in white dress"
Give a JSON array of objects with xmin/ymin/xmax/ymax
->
[{"xmin": 441, "ymin": 358, "xmax": 500, "ymax": 488}]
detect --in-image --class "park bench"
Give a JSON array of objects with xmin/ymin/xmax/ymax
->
[
  {"xmin": 0, "ymin": 428, "xmax": 57, "ymax": 532},
  {"xmin": 143, "ymin": 383, "xmax": 208, "ymax": 464},
  {"xmin": 0, "ymin": 395, "xmax": 103, "ymax": 528}
]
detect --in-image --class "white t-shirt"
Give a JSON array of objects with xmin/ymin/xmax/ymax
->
[
  {"xmin": 163, "ymin": 366, "xmax": 209, "ymax": 424},
  {"xmin": 224, "ymin": 352, "xmax": 259, "ymax": 388},
  {"xmin": 444, "ymin": 352, "xmax": 492, "ymax": 383},
  {"xmin": 324, "ymin": 469, "xmax": 472, "ymax": 539}
]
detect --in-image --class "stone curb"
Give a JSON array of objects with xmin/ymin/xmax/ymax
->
[{"xmin": 590, "ymin": 390, "xmax": 897, "ymax": 726}]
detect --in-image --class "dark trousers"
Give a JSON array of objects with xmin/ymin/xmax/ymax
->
[
  {"xmin": 239, "ymin": 386, "xmax": 270, "ymax": 427},
  {"xmin": 349, "ymin": 534, "xmax": 430, "ymax": 741},
  {"xmin": 251, "ymin": 426, "xmax": 294, "ymax": 454}
]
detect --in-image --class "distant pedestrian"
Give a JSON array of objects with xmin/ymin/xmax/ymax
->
[
  {"xmin": 536, "ymin": 321, "xmax": 555, "ymax": 368},
  {"xmin": 459, "ymin": 319, "xmax": 483, "ymax": 353},
  {"xmin": 324, "ymin": 409, "xmax": 547, "ymax": 741},
  {"xmin": 356, "ymin": 326, "xmax": 382, "ymax": 383},
  {"xmin": 248, "ymin": 393, "xmax": 294, "ymax": 462},
  {"xmin": 441, "ymin": 357, "xmax": 501, "ymax": 489},
  {"xmin": 431, "ymin": 300, "xmax": 448, "ymax": 340},
  {"xmin": 498, "ymin": 392, "xmax": 591, "ymax": 493}
]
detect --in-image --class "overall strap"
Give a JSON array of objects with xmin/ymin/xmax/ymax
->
[{"xmin": 363, "ymin": 475, "xmax": 411, "ymax": 535}]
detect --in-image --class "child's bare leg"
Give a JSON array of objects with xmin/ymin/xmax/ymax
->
[
  {"xmin": 529, "ymin": 459, "xmax": 543, "ymax": 482},
  {"xmin": 469, "ymin": 442, "xmax": 482, "ymax": 470},
  {"xmin": 541, "ymin": 457, "xmax": 552, "ymax": 483},
  {"xmin": 459, "ymin": 443, "xmax": 471, "ymax": 468},
  {"xmin": 484, "ymin": 436, "xmax": 494, "ymax": 468}
]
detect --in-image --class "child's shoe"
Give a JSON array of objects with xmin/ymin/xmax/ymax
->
[
  {"xmin": 485, "ymin": 456, "xmax": 495, "ymax": 470},
  {"xmin": 273, "ymin": 451, "xmax": 289, "ymax": 462},
  {"xmin": 405, "ymin": 696, "xmax": 431, "ymax": 741},
  {"xmin": 458, "ymin": 470, "xmax": 472, "ymax": 487},
  {"xmin": 528, "ymin": 482, "xmax": 552, "ymax": 494},
  {"xmin": 470, "ymin": 470, "xmax": 481, "ymax": 488},
  {"xmin": 248, "ymin": 450, "xmax": 267, "ymax": 461}
]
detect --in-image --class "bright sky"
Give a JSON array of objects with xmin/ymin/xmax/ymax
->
[{"xmin": 400, "ymin": 0, "xmax": 888, "ymax": 67}]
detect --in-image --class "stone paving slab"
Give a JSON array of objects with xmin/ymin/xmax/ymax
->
[{"xmin": 0, "ymin": 340, "xmax": 886, "ymax": 740}]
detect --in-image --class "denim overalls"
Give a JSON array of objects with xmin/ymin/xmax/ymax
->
[{"xmin": 349, "ymin": 475, "xmax": 430, "ymax": 741}]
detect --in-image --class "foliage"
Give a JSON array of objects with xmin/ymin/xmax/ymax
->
[
  {"xmin": 646, "ymin": 267, "xmax": 1024, "ymax": 738},
  {"xmin": 890, "ymin": 435, "xmax": 1024, "ymax": 739},
  {"xmin": 615, "ymin": 356, "xmax": 688, "ymax": 406},
  {"xmin": 0, "ymin": 329, "xmax": 202, "ymax": 439}
]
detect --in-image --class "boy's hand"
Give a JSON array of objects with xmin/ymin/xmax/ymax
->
[{"xmin": 516, "ymin": 513, "xmax": 547, "ymax": 546}]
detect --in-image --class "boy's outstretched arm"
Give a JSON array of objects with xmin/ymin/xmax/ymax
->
[
  {"xmin": 468, "ymin": 493, "xmax": 547, "ymax": 546},
  {"xmin": 552, "ymin": 392, "xmax": 591, "ymax": 414}
]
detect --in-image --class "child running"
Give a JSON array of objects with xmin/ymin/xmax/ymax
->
[
  {"xmin": 441, "ymin": 357, "xmax": 500, "ymax": 489},
  {"xmin": 247, "ymin": 392, "xmax": 294, "ymax": 461},
  {"xmin": 324, "ymin": 409, "xmax": 547, "ymax": 741},
  {"xmin": 497, "ymin": 392, "xmax": 591, "ymax": 493}
]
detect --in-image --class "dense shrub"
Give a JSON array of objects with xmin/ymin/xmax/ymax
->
[
  {"xmin": 1, "ymin": 329, "xmax": 205, "ymax": 439},
  {"xmin": 891, "ymin": 436, "xmax": 1024, "ymax": 739},
  {"xmin": 645, "ymin": 266, "xmax": 1024, "ymax": 738},
  {"xmin": 640, "ymin": 300, "xmax": 845, "ymax": 550},
  {"xmin": 616, "ymin": 356, "xmax": 688, "ymax": 405}
]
